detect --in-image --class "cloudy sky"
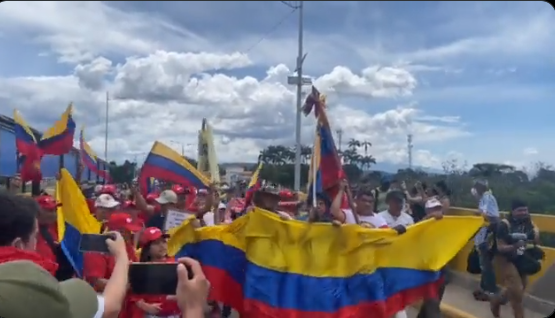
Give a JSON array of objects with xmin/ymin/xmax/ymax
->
[{"xmin": 0, "ymin": 1, "xmax": 553, "ymax": 171}]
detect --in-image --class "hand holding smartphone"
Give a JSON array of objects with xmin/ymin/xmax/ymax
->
[
  {"xmin": 129, "ymin": 263, "xmax": 193, "ymax": 295},
  {"xmin": 79, "ymin": 233, "xmax": 116, "ymax": 253}
]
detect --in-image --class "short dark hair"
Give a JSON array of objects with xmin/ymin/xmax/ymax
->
[
  {"xmin": 0, "ymin": 191, "xmax": 39, "ymax": 246},
  {"xmin": 356, "ymin": 187, "xmax": 374, "ymax": 199},
  {"xmin": 511, "ymin": 199, "xmax": 527, "ymax": 211},
  {"xmin": 385, "ymin": 190, "xmax": 405, "ymax": 203}
]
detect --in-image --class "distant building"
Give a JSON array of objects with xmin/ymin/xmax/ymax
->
[{"xmin": 224, "ymin": 165, "xmax": 253, "ymax": 184}]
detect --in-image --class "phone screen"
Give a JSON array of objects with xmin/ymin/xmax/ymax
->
[
  {"xmin": 129, "ymin": 263, "xmax": 180, "ymax": 295},
  {"xmin": 79, "ymin": 234, "xmax": 111, "ymax": 253}
]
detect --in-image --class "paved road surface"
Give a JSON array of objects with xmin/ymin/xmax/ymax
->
[{"xmin": 221, "ymin": 283, "xmax": 547, "ymax": 318}]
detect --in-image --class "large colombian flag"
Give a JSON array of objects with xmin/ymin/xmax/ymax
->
[
  {"xmin": 57, "ymin": 169, "xmax": 102, "ymax": 277},
  {"xmin": 168, "ymin": 210, "xmax": 483, "ymax": 318},
  {"xmin": 139, "ymin": 141, "xmax": 210, "ymax": 194},
  {"xmin": 39, "ymin": 104, "xmax": 76, "ymax": 155}
]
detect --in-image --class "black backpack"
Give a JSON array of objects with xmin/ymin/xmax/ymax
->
[{"xmin": 39, "ymin": 225, "xmax": 75, "ymax": 281}]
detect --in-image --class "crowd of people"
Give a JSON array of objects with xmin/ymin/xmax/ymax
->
[{"xmin": 0, "ymin": 172, "xmax": 544, "ymax": 318}]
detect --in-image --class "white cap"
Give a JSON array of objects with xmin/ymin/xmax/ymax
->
[
  {"xmin": 155, "ymin": 190, "xmax": 178, "ymax": 205},
  {"xmin": 220, "ymin": 184, "xmax": 230, "ymax": 191},
  {"xmin": 218, "ymin": 202, "xmax": 226, "ymax": 210},
  {"xmin": 95, "ymin": 194, "xmax": 120, "ymax": 208},
  {"xmin": 425, "ymin": 198, "xmax": 442, "ymax": 209}
]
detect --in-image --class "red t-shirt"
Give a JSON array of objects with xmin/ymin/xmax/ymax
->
[
  {"xmin": 83, "ymin": 243, "xmax": 138, "ymax": 290},
  {"xmin": 86, "ymin": 198, "xmax": 96, "ymax": 214},
  {"xmin": 127, "ymin": 258, "xmax": 180, "ymax": 318},
  {"xmin": 36, "ymin": 224, "xmax": 58, "ymax": 264}
]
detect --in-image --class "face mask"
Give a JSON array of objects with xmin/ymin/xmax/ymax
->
[{"xmin": 470, "ymin": 188, "xmax": 477, "ymax": 196}]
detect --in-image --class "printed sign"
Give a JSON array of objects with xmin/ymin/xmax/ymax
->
[{"xmin": 164, "ymin": 210, "xmax": 194, "ymax": 232}]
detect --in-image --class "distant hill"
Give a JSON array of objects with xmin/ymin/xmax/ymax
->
[{"xmin": 220, "ymin": 162, "xmax": 443, "ymax": 175}]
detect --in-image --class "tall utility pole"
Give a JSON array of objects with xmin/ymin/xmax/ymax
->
[
  {"xmin": 407, "ymin": 134, "xmax": 413, "ymax": 169},
  {"xmin": 105, "ymin": 92, "xmax": 109, "ymax": 163},
  {"xmin": 283, "ymin": 1, "xmax": 309, "ymax": 191},
  {"xmin": 336, "ymin": 128, "xmax": 343, "ymax": 151},
  {"xmin": 294, "ymin": 1, "xmax": 304, "ymax": 192},
  {"xmin": 283, "ymin": 0, "xmax": 304, "ymax": 192}
]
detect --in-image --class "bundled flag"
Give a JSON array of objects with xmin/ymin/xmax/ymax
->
[{"xmin": 303, "ymin": 86, "xmax": 345, "ymax": 204}]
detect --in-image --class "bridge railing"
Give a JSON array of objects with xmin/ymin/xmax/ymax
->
[{"xmin": 447, "ymin": 207, "xmax": 555, "ymax": 286}]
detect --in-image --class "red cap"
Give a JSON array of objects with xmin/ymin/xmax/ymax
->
[
  {"xmin": 106, "ymin": 213, "xmax": 142, "ymax": 232},
  {"xmin": 279, "ymin": 190, "xmax": 294, "ymax": 199},
  {"xmin": 278, "ymin": 201, "xmax": 300, "ymax": 206},
  {"xmin": 121, "ymin": 200, "xmax": 136, "ymax": 209},
  {"xmin": 35, "ymin": 195, "xmax": 59, "ymax": 210},
  {"xmin": 100, "ymin": 185, "xmax": 117, "ymax": 195},
  {"xmin": 146, "ymin": 193, "xmax": 159, "ymax": 203},
  {"xmin": 140, "ymin": 227, "xmax": 169, "ymax": 247},
  {"xmin": 172, "ymin": 184, "xmax": 186, "ymax": 195}
]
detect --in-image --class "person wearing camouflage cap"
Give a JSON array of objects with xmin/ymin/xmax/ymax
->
[{"xmin": 0, "ymin": 260, "xmax": 101, "ymax": 318}]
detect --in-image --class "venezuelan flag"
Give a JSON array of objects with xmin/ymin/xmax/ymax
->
[
  {"xmin": 79, "ymin": 127, "xmax": 110, "ymax": 182},
  {"xmin": 243, "ymin": 163, "xmax": 262, "ymax": 208},
  {"xmin": 140, "ymin": 141, "xmax": 210, "ymax": 192},
  {"xmin": 57, "ymin": 169, "xmax": 102, "ymax": 277},
  {"xmin": 39, "ymin": 104, "xmax": 76, "ymax": 155},
  {"xmin": 13, "ymin": 110, "xmax": 39, "ymax": 155},
  {"xmin": 79, "ymin": 127, "xmax": 97, "ymax": 174},
  {"xmin": 168, "ymin": 210, "xmax": 483, "ymax": 318}
]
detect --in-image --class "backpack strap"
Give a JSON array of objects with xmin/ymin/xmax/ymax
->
[{"xmin": 39, "ymin": 225, "xmax": 58, "ymax": 252}]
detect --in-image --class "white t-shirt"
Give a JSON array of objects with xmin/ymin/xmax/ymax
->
[
  {"xmin": 343, "ymin": 209, "xmax": 389, "ymax": 228},
  {"xmin": 93, "ymin": 295, "xmax": 105, "ymax": 318},
  {"xmin": 358, "ymin": 214, "xmax": 389, "ymax": 228},
  {"xmin": 378, "ymin": 210, "xmax": 414, "ymax": 227},
  {"xmin": 202, "ymin": 212, "xmax": 215, "ymax": 226}
]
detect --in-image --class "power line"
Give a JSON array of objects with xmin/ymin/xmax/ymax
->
[
  {"xmin": 280, "ymin": 1, "xmax": 300, "ymax": 9},
  {"xmin": 242, "ymin": 5, "xmax": 297, "ymax": 54}
]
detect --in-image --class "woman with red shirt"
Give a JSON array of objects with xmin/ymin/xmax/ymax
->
[
  {"xmin": 129, "ymin": 227, "xmax": 180, "ymax": 318},
  {"xmin": 84, "ymin": 213, "xmax": 142, "ymax": 293}
]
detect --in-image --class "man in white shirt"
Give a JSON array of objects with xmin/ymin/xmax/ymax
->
[
  {"xmin": 337, "ymin": 187, "xmax": 389, "ymax": 228},
  {"xmin": 377, "ymin": 190, "xmax": 414, "ymax": 318},
  {"xmin": 378, "ymin": 190, "xmax": 414, "ymax": 229}
]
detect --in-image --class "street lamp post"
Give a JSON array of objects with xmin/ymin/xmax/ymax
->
[
  {"xmin": 105, "ymin": 92, "xmax": 109, "ymax": 163},
  {"xmin": 284, "ymin": 0, "xmax": 310, "ymax": 192}
]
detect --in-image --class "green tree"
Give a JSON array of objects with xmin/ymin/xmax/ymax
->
[{"xmin": 108, "ymin": 160, "xmax": 136, "ymax": 184}]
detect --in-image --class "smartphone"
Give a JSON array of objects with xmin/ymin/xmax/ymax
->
[
  {"xmin": 129, "ymin": 263, "xmax": 191, "ymax": 295},
  {"xmin": 78, "ymin": 234, "xmax": 113, "ymax": 253}
]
